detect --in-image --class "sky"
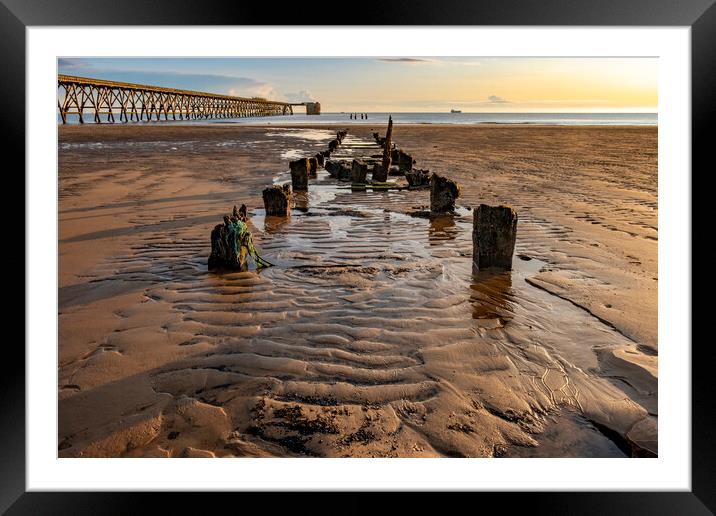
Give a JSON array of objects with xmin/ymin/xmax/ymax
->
[{"xmin": 58, "ymin": 57, "xmax": 657, "ymax": 113}]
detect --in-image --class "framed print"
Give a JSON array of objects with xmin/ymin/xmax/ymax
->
[{"xmin": 4, "ymin": 0, "xmax": 712, "ymax": 512}]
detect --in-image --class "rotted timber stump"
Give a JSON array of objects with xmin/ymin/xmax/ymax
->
[
  {"xmin": 472, "ymin": 204, "xmax": 518, "ymax": 270},
  {"xmin": 391, "ymin": 148, "xmax": 415, "ymax": 172},
  {"xmin": 262, "ymin": 184, "xmax": 292, "ymax": 216},
  {"xmin": 372, "ymin": 163, "xmax": 388, "ymax": 183},
  {"xmin": 314, "ymin": 153, "xmax": 325, "ymax": 167},
  {"xmin": 208, "ymin": 204, "xmax": 249, "ymax": 270},
  {"xmin": 337, "ymin": 163, "xmax": 353, "ymax": 181},
  {"xmin": 325, "ymin": 160, "xmax": 340, "ymax": 176},
  {"xmin": 325, "ymin": 160, "xmax": 352, "ymax": 181},
  {"xmin": 430, "ymin": 173, "xmax": 461, "ymax": 213},
  {"xmin": 290, "ymin": 158, "xmax": 310, "ymax": 191},
  {"xmin": 307, "ymin": 157, "xmax": 319, "ymax": 176},
  {"xmin": 372, "ymin": 116, "xmax": 393, "ymax": 183},
  {"xmin": 379, "ymin": 115, "xmax": 394, "ymax": 181},
  {"xmin": 351, "ymin": 159, "xmax": 369, "ymax": 184},
  {"xmin": 405, "ymin": 169, "xmax": 431, "ymax": 188}
]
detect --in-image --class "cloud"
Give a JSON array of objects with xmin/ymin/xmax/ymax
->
[
  {"xmin": 451, "ymin": 60, "xmax": 483, "ymax": 67},
  {"xmin": 377, "ymin": 57, "xmax": 432, "ymax": 63},
  {"xmin": 57, "ymin": 58, "xmax": 93, "ymax": 71},
  {"xmin": 487, "ymin": 94, "xmax": 509, "ymax": 103},
  {"xmin": 129, "ymin": 72, "xmax": 273, "ymax": 98},
  {"xmin": 283, "ymin": 90, "xmax": 315, "ymax": 103},
  {"xmin": 228, "ymin": 81, "xmax": 282, "ymax": 100},
  {"xmin": 55, "ymin": 64, "xmax": 284, "ymax": 101}
]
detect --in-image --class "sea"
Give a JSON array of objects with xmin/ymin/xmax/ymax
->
[{"xmin": 59, "ymin": 112, "xmax": 657, "ymax": 126}]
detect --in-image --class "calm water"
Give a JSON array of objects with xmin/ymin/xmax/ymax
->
[{"xmin": 59, "ymin": 112, "xmax": 657, "ymax": 126}]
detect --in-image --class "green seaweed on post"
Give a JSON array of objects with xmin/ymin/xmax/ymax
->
[{"xmin": 208, "ymin": 205, "xmax": 274, "ymax": 271}]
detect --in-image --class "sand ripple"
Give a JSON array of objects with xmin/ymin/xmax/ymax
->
[{"xmin": 58, "ymin": 125, "xmax": 657, "ymax": 458}]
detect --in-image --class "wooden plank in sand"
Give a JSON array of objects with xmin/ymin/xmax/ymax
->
[{"xmin": 346, "ymin": 182, "xmax": 406, "ymax": 191}]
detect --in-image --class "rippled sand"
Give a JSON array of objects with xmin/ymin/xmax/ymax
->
[{"xmin": 58, "ymin": 124, "xmax": 657, "ymax": 458}]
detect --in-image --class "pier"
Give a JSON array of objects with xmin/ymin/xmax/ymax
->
[{"xmin": 57, "ymin": 75, "xmax": 318, "ymax": 123}]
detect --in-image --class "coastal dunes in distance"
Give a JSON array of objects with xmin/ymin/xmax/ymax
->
[{"xmin": 57, "ymin": 122, "xmax": 657, "ymax": 458}]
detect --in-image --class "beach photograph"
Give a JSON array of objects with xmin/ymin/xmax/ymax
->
[{"xmin": 57, "ymin": 56, "xmax": 658, "ymax": 459}]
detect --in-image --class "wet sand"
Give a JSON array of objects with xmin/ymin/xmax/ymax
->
[{"xmin": 58, "ymin": 123, "xmax": 657, "ymax": 458}]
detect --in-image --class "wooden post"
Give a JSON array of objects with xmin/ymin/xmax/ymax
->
[
  {"xmin": 381, "ymin": 115, "xmax": 393, "ymax": 170},
  {"xmin": 307, "ymin": 157, "xmax": 319, "ymax": 176},
  {"xmin": 290, "ymin": 158, "xmax": 310, "ymax": 191},
  {"xmin": 373, "ymin": 115, "xmax": 393, "ymax": 182},
  {"xmin": 472, "ymin": 204, "xmax": 518, "ymax": 270},
  {"xmin": 351, "ymin": 159, "xmax": 368, "ymax": 184},
  {"xmin": 430, "ymin": 173, "xmax": 461, "ymax": 213},
  {"xmin": 262, "ymin": 185, "xmax": 292, "ymax": 216},
  {"xmin": 405, "ymin": 169, "xmax": 431, "ymax": 188}
]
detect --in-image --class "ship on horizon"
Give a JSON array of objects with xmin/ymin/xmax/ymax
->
[{"xmin": 450, "ymin": 109, "xmax": 462, "ymax": 113}]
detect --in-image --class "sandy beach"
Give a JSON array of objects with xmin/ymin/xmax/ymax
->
[{"xmin": 58, "ymin": 123, "xmax": 657, "ymax": 458}]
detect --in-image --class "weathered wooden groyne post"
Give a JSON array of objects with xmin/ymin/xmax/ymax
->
[
  {"xmin": 208, "ymin": 213, "xmax": 248, "ymax": 270},
  {"xmin": 263, "ymin": 184, "xmax": 292, "ymax": 216},
  {"xmin": 430, "ymin": 173, "xmax": 461, "ymax": 213},
  {"xmin": 391, "ymin": 148, "xmax": 415, "ymax": 172},
  {"xmin": 472, "ymin": 204, "xmax": 518, "ymax": 270},
  {"xmin": 373, "ymin": 115, "xmax": 393, "ymax": 182},
  {"xmin": 307, "ymin": 157, "xmax": 319, "ymax": 177},
  {"xmin": 382, "ymin": 116, "xmax": 393, "ymax": 168},
  {"xmin": 290, "ymin": 158, "xmax": 310, "ymax": 191},
  {"xmin": 325, "ymin": 160, "xmax": 352, "ymax": 181},
  {"xmin": 208, "ymin": 204, "xmax": 272, "ymax": 270},
  {"xmin": 351, "ymin": 159, "xmax": 368, "ymax": 184},
  {"xmin": 405, "ymin": 169, "xmax": 431, "ymax": 188}
]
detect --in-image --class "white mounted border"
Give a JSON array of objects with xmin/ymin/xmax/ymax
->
[{"xmin": 26, "ymin": 26, "xmax": 690, "ymax": 491}]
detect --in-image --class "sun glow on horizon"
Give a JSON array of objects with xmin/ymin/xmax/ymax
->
[{"xmin": 58, "ymin": 57, "xmax": 657, "ymax": 113}]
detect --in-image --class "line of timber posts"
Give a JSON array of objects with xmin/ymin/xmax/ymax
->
[{"xmin": 57, "ymin": 75, "xmax": 321, "ymax": 124}]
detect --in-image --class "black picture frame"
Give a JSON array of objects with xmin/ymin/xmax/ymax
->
[{"xmin": 3, "ymin": 0, "xmax": 711, "ymax": 513}]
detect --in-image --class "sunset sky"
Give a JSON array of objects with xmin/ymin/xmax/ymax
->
[{"xmin": 58, "ymin": 57, "xmax": 657, "ymax": 113}]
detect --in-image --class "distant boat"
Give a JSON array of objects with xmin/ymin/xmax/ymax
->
[{"xmin": 450, "ymin": 109, "xmax": 462, "ymax": 113}]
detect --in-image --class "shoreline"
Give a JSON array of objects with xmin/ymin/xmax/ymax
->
[
  {"xmin": 58, "ymin": 123, "xmax": 658, "ymax": 145},
  {"xmin": 59, "ymin": 122, "xmax": 656, "ymax": 130}
]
